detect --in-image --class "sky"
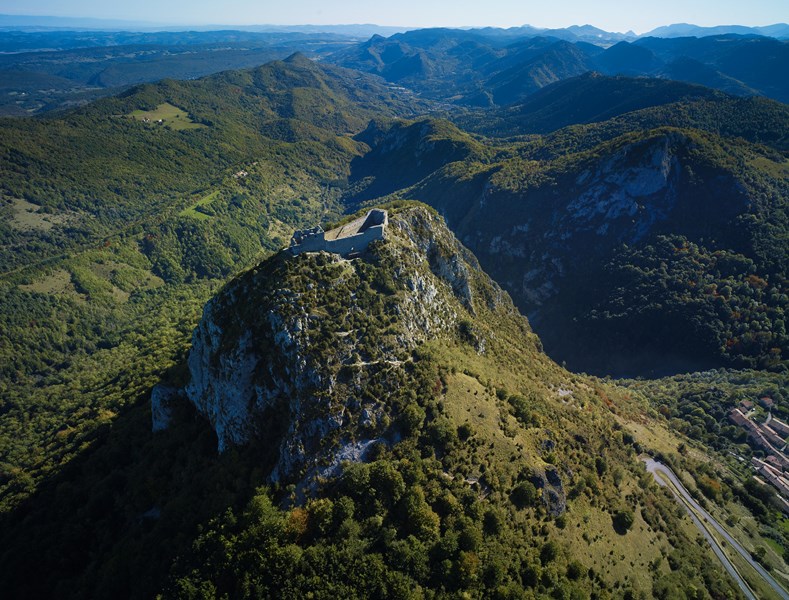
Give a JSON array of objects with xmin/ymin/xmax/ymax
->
[{"xmin": 1, "ymin": 0, "xmax": 786, "ymax": 33}]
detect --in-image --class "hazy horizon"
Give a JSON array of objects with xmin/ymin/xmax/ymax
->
[{"xmin": 1, "ymin": 0, "xmax": 787, "ymax": 35}]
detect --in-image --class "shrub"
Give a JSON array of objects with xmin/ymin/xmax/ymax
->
[
  {"xmin": 511, "ymin": 481, "xmax": 539, "ymax": 509},
  {"xmin": 613, "ymin": 509, "xmax": 635, "ymax": 533}
]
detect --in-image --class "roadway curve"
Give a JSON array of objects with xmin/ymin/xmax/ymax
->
[{"xmin": 643, "ymin": 458, "xmax": 789, "ymax": 600}]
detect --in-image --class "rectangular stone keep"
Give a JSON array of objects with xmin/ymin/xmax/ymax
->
[{"xmin": 289, "ymin": 209, "xmax": 387, "ymax": 256}]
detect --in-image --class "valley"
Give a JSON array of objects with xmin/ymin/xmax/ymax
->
[{"xmin": 0, "ymin": 18, "xmax": 787, "ymax": 599}]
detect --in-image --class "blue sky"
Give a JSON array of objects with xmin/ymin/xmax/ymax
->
[{"xmin": 1, "ymin": 0, "xmax": 786, "ymax": 33}]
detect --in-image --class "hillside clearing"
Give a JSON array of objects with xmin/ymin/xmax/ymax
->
[{"xmin": 129, "ymin": 102, "xmax": 206, "ymax": 130}]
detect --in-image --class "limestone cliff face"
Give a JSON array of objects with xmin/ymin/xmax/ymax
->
[
  {"xmin": 510, "ymin": 134, "xmax": 685, "ymax": 311},
  {"xmin": 412, "ymin": 128, "xmax": 764, "ymax": 374},
  {"xmin": 182, "ymin": 205, "xmax": 517, "ymax": 483},
  {"xmin": 419, "ymin": 130, "xmax": 748, "ymax": 317},
  {"xmin": 565, "ymin": 132, "xmax": 680, "ymax": 240},
  {"xmin": 478, "ymin": 132, "xmax": 686, "ymax": 309}
]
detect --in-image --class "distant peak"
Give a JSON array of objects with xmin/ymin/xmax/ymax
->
[{"xmin": 284, "ymin": 52, "xmax": 313, "ymax": 66}]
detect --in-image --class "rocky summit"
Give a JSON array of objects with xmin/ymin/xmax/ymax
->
[
  {"xmin": 152, "ymin": 203, "xmax": 744, "ymax": 597},
  {"xmin": 183, "ymin": 204, "xmax": 525, "ymax": 483}
]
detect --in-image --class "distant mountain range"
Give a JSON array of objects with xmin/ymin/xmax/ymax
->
[
  {"xmin": 0, "ymin": 31, "xmax": 362, "ymax": 116},
  {"xmin": 0, "ymin": 14, "xmax": 408, "ymax": 37},
  {"xmin": 0, "ymin": 18, "xmax": 787, "ymax": 116},
  {"xmin": 1, "ymin": 14, "xmax": 787, "ymax": 40},
  {"xmin": 644, "ymin": 23, "xmax": 789, "ymax": 39},
  {"xmin": 326, "ymin": 28, "xmax": 789, "ymax": 105},
  {"xmin": 0, "ymin": 13, "xmax": 171, "ymax": 30},
  {"xmin": 464, "ymin": 22, "xmax": 789, "ymax": 42}
]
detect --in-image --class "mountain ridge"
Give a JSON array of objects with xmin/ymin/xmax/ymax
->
[
  {"xmin": 1, "ymin": 23, "xmax": 787, "ymax": 116},
  {"xmin": 644, "ymin": 22, "xmax": 789, "ymax": 39},
  {"xmin": 352, "ymin": 111, "xmax": 788, "ymax": 374},
  {"xmin": 326, "ymin": 29, "xmax": 789, "ymax": 105}
]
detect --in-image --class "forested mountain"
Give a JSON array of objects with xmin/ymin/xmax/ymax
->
[
  {"xmin": 0, "ymin": 52, "xmax": 428, "ymax": 270},
  {"xmin": 0, "ymin": 31, "xmax": 358, "ymax": 115},
  {"xmin": 346, "ymin": 89, "xmax": 789, "ymax": 375},
  {"xmin": 0, "ymin": 53, "xmax": 427, "ymax": 523},
  {"xmin": 1, "ymin": 37, "xmax": 788, "ymax": 599},
  {"xmin": 326, "ymin": 29, "xmax": 789, "ymax": 105},
  {"xmin": 634, "ymin": 35, "xmax": 789, "ymax": 103},
  {"xmin": 0, "ymin": 203, "xmax": 750, "ymax": 599},
  {"xmin": 454, "ymin": 73, "xmax": 725, "ymax": 135},
  {"xmin": 454, "ymin": 72, "xmax": 789, "ymax": 147},
  {"xmin": 324, "ymin": 30, "xmax": 601, "ymax": 105},
  {"xmin": 427, "ymin": 129, "xmax": 784, "ymax": 374}
]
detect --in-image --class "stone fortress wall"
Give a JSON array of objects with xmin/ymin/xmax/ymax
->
[{"xmin": 289, "ymin": 209, "xmax": 387, "ymax": 256}]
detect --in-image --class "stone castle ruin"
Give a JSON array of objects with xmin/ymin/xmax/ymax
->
[{"xmin": 289, "ymin": 209, "xmax": 388, "ymax": 256}]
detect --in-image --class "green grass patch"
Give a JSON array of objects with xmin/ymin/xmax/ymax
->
[
  {"xmin": 563, "ymin": 497, "xmax": 669, "ymax": 591},
  {"xmin": 179, "ymin": 190, "xmax": 220, "ymax": 220},
  {"xmin": 87, "ymin": 260, "xmax": 165, "ymax": 303},
  {"xmin": 19, "ymin": 268, "xmax": 85, "ymax": 302},
  {"xmin": 749, "ymin": 155, "xmax": 789, "ymax": 180},
  {"xmin": 129, "ymin": 102, "xmax": 206, "ymax": 131},
  {"xmin": 6, "ymin": 198, "xmax": 70, "ymax": 231}
]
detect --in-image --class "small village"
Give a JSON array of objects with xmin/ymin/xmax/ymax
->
[{"xmin": 729, "ymin": 397, "xmax": 789, "ymax": 510}]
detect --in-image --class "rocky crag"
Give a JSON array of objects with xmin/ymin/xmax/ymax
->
[
  {"xmin": 397, "ymin": 125, "xmax": 788, "ymax": 374},
  {"xmin": 150, "ymin": 204, "xmax": 744, "ymax": 598},
  {"xmin": 181, "ymin": 203, "xmax": 534, "ymax": 486}
]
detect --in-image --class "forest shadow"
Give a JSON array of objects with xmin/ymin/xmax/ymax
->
[
  {"xmin": 0, "ymin": 390, "xmax": 279, "ymax": 600},
  {"xmin": 533, "ymin": 316, "xmax": 720, "ymax": 380}
]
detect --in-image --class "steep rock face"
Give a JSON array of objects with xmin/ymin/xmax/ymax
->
[
  {"xmin": 479, "ymin": 132, "xmax": 691, "ymax": 309},
  {"xmin": 505, "ymin": 132, "xmax": 684, "ymax": 309},
  {"xmin": 150, "ymin": 384, "xmax": 179, "ymax": 432},
  {"xmin": 567, "ymin": 134, "xmax": 679, "ymax": 238},
  {"xmin": 182, "ymin": 205, "xmax": 515, "ymax": 482},
  {"xmin": 407, "ymin": 126, "xmax": 784, "ymax": 373}
]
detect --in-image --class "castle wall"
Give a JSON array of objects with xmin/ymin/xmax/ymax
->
[
  {"xmin": 290, "ymin": 231, "xmax": 326, "ymax": 254},
  {"xmin": 289, "ymin": 209, "xmax": 387, "ymax": 256},
  {"xmin": 324, "ymin": 224, "xmax": 384, "ymax": 255}
]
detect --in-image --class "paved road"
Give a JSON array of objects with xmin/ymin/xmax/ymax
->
[{"xmin": 644, "ymin": 458, "xmax": 789, "ymax": 600}]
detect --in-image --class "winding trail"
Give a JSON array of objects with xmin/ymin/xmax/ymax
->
[{"xmin": 643, "ymin": 458, "xmax": 789, "ymax": 600}]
